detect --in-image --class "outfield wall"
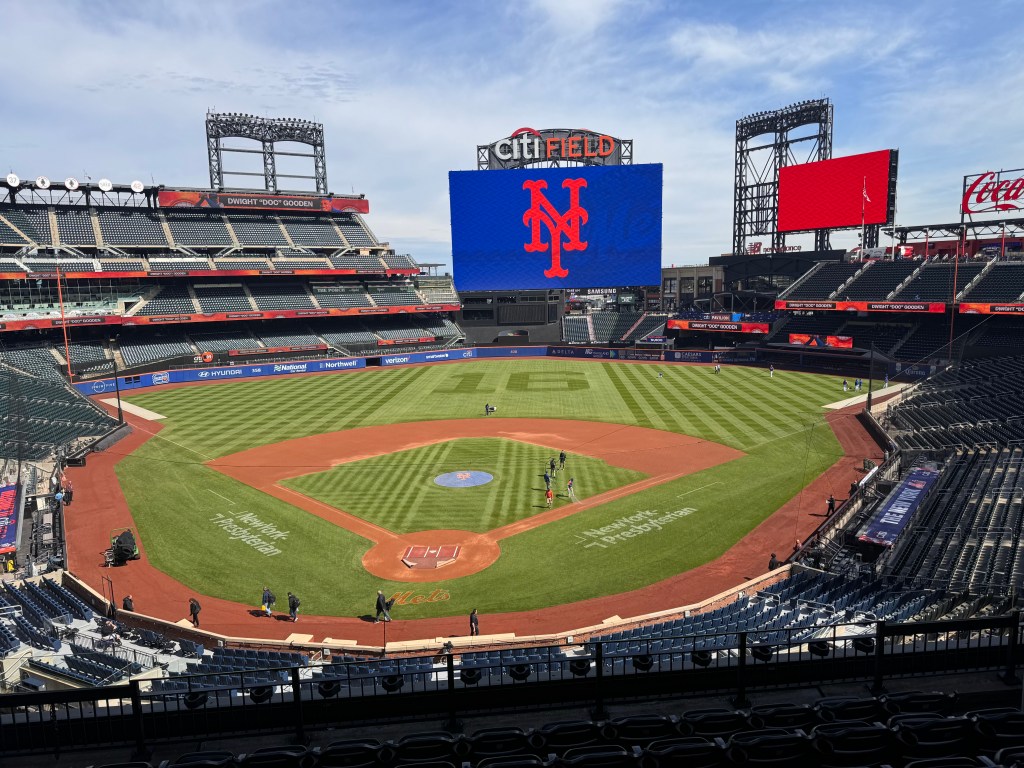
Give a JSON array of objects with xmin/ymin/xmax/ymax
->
[{"xmin": 73, "ymin": 345, "xmax": 924, "ymax": 397}]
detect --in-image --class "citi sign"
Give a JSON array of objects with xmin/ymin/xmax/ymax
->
[{"xmin": 494, "ymin": 128, "xmax": 616, "ymax": 163}]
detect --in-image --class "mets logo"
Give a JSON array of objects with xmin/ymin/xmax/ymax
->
[
  {"xmin": 523, "ymin": 178, "xmax": 588, "ymax": 278},
  {"xmin": 455, "ymin": 472, "xmax": 472, "ymax": 481}
]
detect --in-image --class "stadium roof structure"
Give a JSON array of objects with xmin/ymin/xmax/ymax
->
[{"xmin": 887, "ymin": 217, "xmax": 1024, "ymax": 240}]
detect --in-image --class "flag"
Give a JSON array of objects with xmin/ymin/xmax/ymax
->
[{"xmin": 862, "ymin": 178, "xmax": 871, "ymax": 203}]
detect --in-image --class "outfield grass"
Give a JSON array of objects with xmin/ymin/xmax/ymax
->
[
  {"xmin": 281, "ymin": 438, "xmax": 644, "ymax": 533},
  {"xmin": 116, "ymin": 360, "xmax": 849, "ymax": 617}
]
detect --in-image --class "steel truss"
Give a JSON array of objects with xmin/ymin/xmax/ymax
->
[
  {"xmin": 206, "ymin": 112, "xmax": 328, "ymax": 194},
  {"xmin": 1, "ymin": 181, "xmax": 157, "ymax": 208},
  {"xmin": 886, "ymin": 219, "xmax": 1024, "ymax": 241},
  {"xmin": 733, "ymin": 99, "xmax": 833, "ymax": 256}
]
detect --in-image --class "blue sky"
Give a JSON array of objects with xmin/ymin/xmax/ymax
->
[{"xmin": 2, "ymin": 1, "xmax": 1021, "ymax": 269}]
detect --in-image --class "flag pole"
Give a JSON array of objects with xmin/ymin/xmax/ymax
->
[{"xmin": 861, "ymin": 176, "xmax": 867, "ymax": 258}]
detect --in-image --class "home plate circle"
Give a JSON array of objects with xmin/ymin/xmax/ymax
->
[{"xmin": 434, "ymin": 470, "xmax": 493, "ymax": 488}]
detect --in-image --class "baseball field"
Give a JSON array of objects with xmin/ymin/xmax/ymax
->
[{"xmin": 112, "ymin": 359, "xmax": 848, "ymax": 620}]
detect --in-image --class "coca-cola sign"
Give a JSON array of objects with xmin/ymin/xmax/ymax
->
[{"xmin": 962, "ymin": 168, "xmax": 1024, "ymax": 215}]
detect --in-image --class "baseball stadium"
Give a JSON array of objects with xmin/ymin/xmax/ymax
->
[{"xmin": 4, "ymin": 101, "xmax": 1024, "ymax": 766}]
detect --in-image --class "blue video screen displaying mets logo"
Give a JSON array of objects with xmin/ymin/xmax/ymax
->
[{"xmin": 449, "ymin": 163, "xmax": 662, "ymax": 291}]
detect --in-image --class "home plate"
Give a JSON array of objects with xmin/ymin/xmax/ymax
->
[{"xmin": 402, "ymin": 545, "xmax": 461, "ymax": 569}]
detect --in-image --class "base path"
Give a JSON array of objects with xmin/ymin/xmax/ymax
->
[
  {"xmin": 209, "ymin": 419, "xmax": 744, "ymax": 581},
  {"xmin": 65, "ymin": 400, "xmax": 885, "ymax": 644}
]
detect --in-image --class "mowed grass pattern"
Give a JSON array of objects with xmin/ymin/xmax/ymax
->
[
  {"xmin": 115, "ymin": 360, "xmax": 852, "ymax": 616},
  {"xmin": 282, "ymin": 438, "xmax": 645, "ymax": 533}
]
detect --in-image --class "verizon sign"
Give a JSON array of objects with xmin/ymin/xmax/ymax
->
[{"xmin": 962, "ymin": 168, "xmax": 1024, "ymax": 216}]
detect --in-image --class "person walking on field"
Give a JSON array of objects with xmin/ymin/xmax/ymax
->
[
  {"xmin": 374, "ymin": 590, "xmax": 392, "ymax": 623},
  {"xmin": 769, "ymin": 364, "xmax": 774, "ymax": 378},
  {"xmin": 261, "ymin": 586, "xmax": 274, "ymax": 617},
  {"xmin": 287, "ymin": 592, "xmax": 300, "ymax": 623},
  {"xmin": 545, "ymin": 488, "xmax": 553, "ymax": 508},
  {"xmin": 559, "ymin": 450, "xmax": 567, "ymax": 471},
  {"xmin": 826, "ymin": 494, "xmax": 836, "ymax": 517},
  {"xmin": 469, "ymin": 608, "xmax": 479, "ymax": 636},
  {"xmin": 189, "ymin": 598, "xmax": 201, "ymax": 628},
  {"xmin": 543, "ymin": 471, "xmax": 551, "ymax": 490},
  {"xmin": 549, "ymin": 457, "xmax": 557, "ymax": 476},
  {"xmin": 567, "ymin": 477, "xmax": 578, "ymax": 502}
]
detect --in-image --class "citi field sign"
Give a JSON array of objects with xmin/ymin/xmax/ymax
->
[{"xmin": 478, "ymin": 128, "xmax": 631, "ymax": 170}]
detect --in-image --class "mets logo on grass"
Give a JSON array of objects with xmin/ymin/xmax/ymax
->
[{"xmin": 523, "ymin": 178, "xmax": 588, "ymax": 279}]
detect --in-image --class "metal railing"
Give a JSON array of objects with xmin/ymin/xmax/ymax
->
[{"xmin": 0, "ymin": 611, "xmax": 1020, "ymax": 755}]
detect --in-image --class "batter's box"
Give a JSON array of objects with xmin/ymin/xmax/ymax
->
[{"xmin": 402, "ymin": 545, "xmax": 461, "ymax": 569}]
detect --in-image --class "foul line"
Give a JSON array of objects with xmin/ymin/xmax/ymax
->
[
  {"xmin": 207, "ymin": 489, "xmax": 236, "ymax": 505},
  {"xmin": 676, "ymin": 481, "xmax": 722, "ymax": 499}
]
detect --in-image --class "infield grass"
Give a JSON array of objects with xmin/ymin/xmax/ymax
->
[
  {"xmin": 116, "ymin": 360, "xmax": 851, "ymax": 617},
  {"xmin": 281, "ymin": 438, "xmax": 644, "ymax": 533}
]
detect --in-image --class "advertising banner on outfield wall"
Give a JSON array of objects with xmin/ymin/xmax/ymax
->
[
  {"xmin": 380, "ymin": 348, "xmax": 478, "ymax": 366},
  {"xmin": 75, "ymin": 357, "xmax": 366, "ymax": 396},
  {"xmin": 775, "ymin": 300, "xmax": 945, "ymax": 313},
  {"xmin": 959, "ymin": 302, "xmax": 1024, "ymax": 315},
  {"xmin": 788, "ymin": 334, "xmax": 854, "ymax": 348},
  {"xmin": 667, "ymin": 319, "xmax": 770, "ymax": 334},
  {"xmin": 0, "ymin": 484, "xmax": 18, "ymax": 555},
  {"xmin": 859, "ymin": 467, "xmax": 940, "ymax": 547}
]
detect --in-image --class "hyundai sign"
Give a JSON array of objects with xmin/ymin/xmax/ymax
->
[{"xmin": 450, "ymin": 164, "xmax": 662, "ymax": 291}]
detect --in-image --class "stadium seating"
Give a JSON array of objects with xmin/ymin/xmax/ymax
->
[
  {"xmin": 0, "ymin": 257, "xmax": 25, "ymax": 270},
  {"xmin": 366, "ymin": 283, "xmax": 422, "ymax": 306},
  {"xmin": 283, "ymin": 217, "xmax": 344, "ymax": 247},
  {"xmin": 165, "ymin": 212, "xmax": 234, "ymax": 247},
  {"xmin": 885, "ymin": 447, "xmax": 1024, "ymax": 592},
  {"xmin": 838, "ymin": 321, "xmax": 909, "ymax": 353},
  {"xmin": 309, "ymin": 283, "xmax": 373, "ymax": 308},
  {"xmin": 974, "ymin": 319, "xmax": 1024, "ymax": 349},
  {"xmin": 22, "ymin": 258, "xmax": 96, "ymax": 273},
  {"xmin": 54, "ymin": 209, "xmax": 97, "ymax": 245},
  {"xmin": 272, "ymin": 257, "xmax": 332, "ymax": 270},
  {"xmin": 781, "ymin": 262, "xmax": 861, "ymax": 300},
  {"xmin": 257, "ymin": 328, "xmax": 323, "ymax": 348},
  {"xmin": 4, "ymin": 208, "xmax": 52, "ymax": 243},
  {"xmin": 136, "ymin": 285, "xmax": 196, "ymax": 315},
  {"xmin": 190, "ymin": 331, "xmax": 261, "ymax": 353},
  {"xmin": 119, "ymin": 335, "xmax": 195, "ymax": 367},
  {"xmin": 962, "ymin": 262, "xmax": 1024, "ymax": 302},
  {"xmin": 214, "ymin": 257, "xmax": 271, "ymax": 271},
  {"xmin": 248, "ymin": 283, "xmax": 315, "ymax": 310},
  {"xmin": 838, "ymin": 259, "xmax": 919, "ymax": 300},
  {"xmin": 0, "ymin": 216, "xmax": 29, "ymax": 244},
  {"xmin": 228, "ymin": 216, "xmax": 289, "ymax": 247},
  {"xmin": 335, "ymin": 214, "xmax": 377, "ymax": 247},
  {"xmin": 892, "ymin": 262, "xmax": 986, "ymax": 301},
  {"xmin": 148, "ymin": 257, "xmax": 211, "ymax": 271},
  {"xmin": 192, "ymin": 285, "xmax": 255, "ymax": 313},
  {"xmin": 98, "ymin": 259, "xmax": 146, "ymax": 272},
  {"xmin": 895, "ymin": 324, "xmax": 959, "ymax": 362},
  {"xmin": 562, "ymin": 315, "xmax": 592, "ymax": 343},
  {"xmin": 382, "ymin": 253, "xmax": 416, "ymax": 269},
  {"xmin": 0, "ymin": 345, "xmax": 62, "ymax": 382},
  {"xmin": 96, "ymin": 210, "xmax": 168, "ymax": 246},
  {"xmin": 415, "ymin": 277, "xmax": 460, "ymax": 304},
  {"xmin": 327, "ymin": 252, "xmax": 386, "ymax": 271}
]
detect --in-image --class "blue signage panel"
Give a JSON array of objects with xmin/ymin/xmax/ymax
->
[
  {"xmin": 859, "ymin": 467, "xmax": 940, "ymax": 546},
  {"xmin": 380, "ymin": 348, "xmax": 477, "ymax": 366},
  {"xmin": 450, "ymin": 164, "xmax": 663, "ymax": 291}
]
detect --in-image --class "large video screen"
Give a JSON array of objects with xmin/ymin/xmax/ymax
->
[
  {"xmin": 777, "ymin": 150, "xmax": 896, "ymax": 232},
  {"xmin": 450, "ymin": 164, "xmax": 662, "ymax": 291}
]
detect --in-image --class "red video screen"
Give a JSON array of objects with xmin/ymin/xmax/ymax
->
[{"xmin": 778, "ymin": 150, "xmax": 894, "ymax": 232}]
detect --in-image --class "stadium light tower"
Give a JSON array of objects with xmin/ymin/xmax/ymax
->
[{"xmin": 205, "ymin": 112, "xmax": 328, "ymax": 194}]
